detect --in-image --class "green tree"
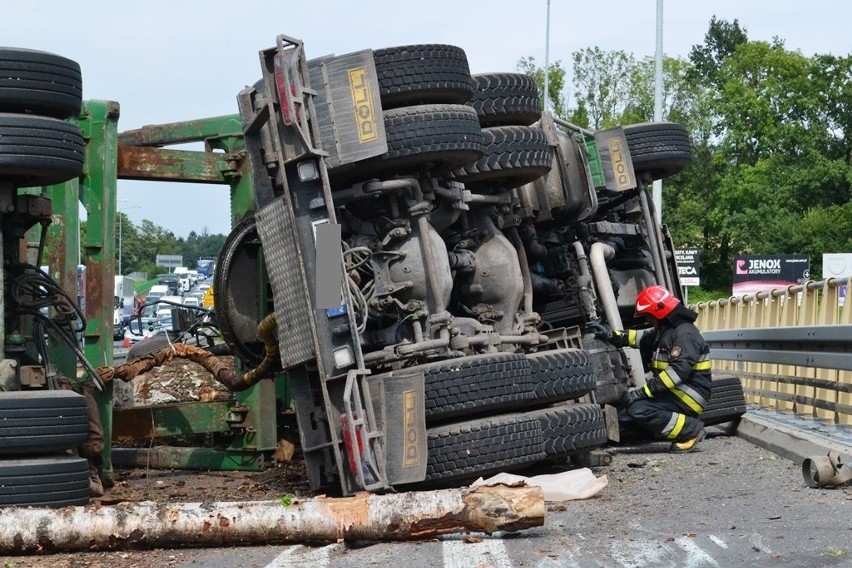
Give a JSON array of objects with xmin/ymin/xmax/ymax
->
[
  {"xmin": 570, "ymin": 47, "xmax": 635, "ymax": 129},
  {"xmin": 516, "ymin": 56, "xmax": 568, "ymax": 118}
]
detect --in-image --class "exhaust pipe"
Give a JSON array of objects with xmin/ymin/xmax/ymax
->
[{"xmin": 802, "ymin": 451, "xmax": 852, "ymax": 488}]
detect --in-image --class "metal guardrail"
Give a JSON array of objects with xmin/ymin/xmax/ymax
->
[
  {"xmin": 693, "ymin": 278, "xmax": 852, "ymax": 426},
  {"xmin": 703, "ymin": 326, "xmax": 852, "ymax": 372}
]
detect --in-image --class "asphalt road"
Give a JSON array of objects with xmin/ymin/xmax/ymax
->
[{"xmin": 7, "ymin": 430, "xmax": 850, "ymax": 568}]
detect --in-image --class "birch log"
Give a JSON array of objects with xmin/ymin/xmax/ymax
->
[{"xmin": 0, "ymin": 484, "xmax": 543, "ymax": 554}]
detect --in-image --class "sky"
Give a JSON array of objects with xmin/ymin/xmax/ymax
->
[{"xmin": 2, "ymin": 0, "xmax": 850, "ymax": 238}]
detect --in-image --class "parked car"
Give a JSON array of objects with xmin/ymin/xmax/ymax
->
[{"xmin": 123, "ymin": 318, "xmax": 156, "ymax": 346}]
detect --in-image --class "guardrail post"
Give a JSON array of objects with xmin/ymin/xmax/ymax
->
[
  {"xmin": 815, "ymin": 281, "xmax": 840, "ymax": 423},
  {"xmin": 776, "ymin": 288, "xmax": 798, "ymax": 412},
  {"xmin": 797, "ymin": 284, "xmax": 820, "ymax": 417}
]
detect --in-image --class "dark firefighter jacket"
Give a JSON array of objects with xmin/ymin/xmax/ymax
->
[{"xmin": 626, "ymin": 304, "xmax": 712, "ymax": 415}]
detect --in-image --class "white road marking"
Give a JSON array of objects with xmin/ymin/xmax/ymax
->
[
  {"xmin": 266, "ymin": 543, "xmax": 339, "ymax": 567},
  {"xmin": 443, "ymin": 538, "xmax": 512, "ymax": 568},
  {"xmin": 749, "ymin": 532, "xmax": 773, "ymax": 554},
  {"xmin": 707, "ymin": 535, "xmax": 728, "ymax": 549},
  {"xmin": 610, "ymin": 539, "xmax": 675, "ymax": 567},
  {"xmin": 674, "ymin": 536, "xmax": 720, "ymax": 568}
]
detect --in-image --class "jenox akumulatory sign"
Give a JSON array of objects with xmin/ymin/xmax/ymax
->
[
  {"xmin": 675, "ymin": 248, "xmax": 700, "ymax": 287},
  {"xmin": 732, "ymin": 254, "xmax": 810, "ymax": 296}
]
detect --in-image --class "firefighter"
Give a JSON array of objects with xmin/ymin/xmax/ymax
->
[{"xmin": 593, "ymin": 285, "xmax": 712, "ymax": 453}]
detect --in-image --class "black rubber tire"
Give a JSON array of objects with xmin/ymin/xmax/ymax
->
[
  {"xmin": 0, "ymin": 47, "xmax": 82, "ymax": 119},
  {"xmin": 0, "ymin": 391, "xmax": 89, "ymax": 455},
  {"xmin": 623, "ymin": 122, "xmax": 693, "ymax": 181},
  {"xmin": 526, "ymin": 348, "xmax": 596, "ymax": 404},
  {"xmin": 214, "ymin": 215, "xmax": 266, "ymax": 366},
  {"xmin": 0, "ymin": 455, "xmax": 89, "ymax": 507},
  {"xmin": 468, "ymin": 73, "xmax": 542, "ymax": 127},
  {"xmin": 419, "ymin": 413, "xmax": 545, "ymax": 483},
  {"xmin": 0, "ymin": 113, "xmax": 84, "ymax": 186},
  {"xmin": 329, "ymin": 104, "xmax": 483, "ymax": 184},
  {"xmin": 701, "ymin": 375, "xmax": 747, "ymax": 426},
  {"xmin": 450, "ymin": 125, "xmax": 551, "ymax": 190},
  {"xmin": 391, "ymin": 353, "xmax": 535, "ymax": 423},
  {"xmin": 530, "ymin": 403, "xmax": 608, "ymax": 459},
  {"xmin": 373, "ymin": 45, "xmax": 474, "ymax": 109}
]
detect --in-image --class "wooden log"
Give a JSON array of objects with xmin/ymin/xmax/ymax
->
[{"xmin": 0, "ymin": 484, "xmax": 543, "ymax": 554}]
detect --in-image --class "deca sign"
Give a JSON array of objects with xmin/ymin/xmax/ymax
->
[
  {"xmin": 732, "ymin": 254, "xmax": 810, "ymax": 296},
  {"xmin": 675, "ymin": 249, "xmax": 700, "ymax": 287}
]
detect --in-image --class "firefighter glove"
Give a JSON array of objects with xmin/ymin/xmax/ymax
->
[
  {"xmin": 624, "ymin": 387, "xmax": 647, "ymax": 407},
  {"xmin": 589, "ymin": 323, "xmax": 628, "ymax": 348}
]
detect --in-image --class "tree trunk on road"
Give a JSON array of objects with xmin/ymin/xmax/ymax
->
[{"xmin": 0, "ymin": 484, "xmax": 543, "ymax": 553}]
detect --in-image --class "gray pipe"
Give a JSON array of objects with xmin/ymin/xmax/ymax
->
[
  {"xmin": 589, "ymin": 242, "xmax": 621, "ymax": 330},
  {"xmin": 638, "ymin": 188, "xmax": 667, "ymax": 288},
  {"xmin": 589, "ymin": 242, "xmax": 646, "ymax": 387}
]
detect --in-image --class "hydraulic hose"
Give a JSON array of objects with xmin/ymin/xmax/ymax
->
[{"xmin": 240, "ymin": 313, "xmax": 280, "ymax": 389}]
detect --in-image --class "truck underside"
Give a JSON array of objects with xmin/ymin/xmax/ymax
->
[{"xmin": 211, "ymin": 37, "xmax": 693, "ymax": 495}]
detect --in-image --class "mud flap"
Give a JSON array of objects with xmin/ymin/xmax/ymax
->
[
  {"xmin": 603, "ymin": 404, "xmax": 620, "ymax": 443},
  {"xmin": 594, "ymin": 126, "xmax": 636, "ymax": 191},
  {"xmin": 369, "ymin": 370, "xmax": 428, "ymax": 486}
]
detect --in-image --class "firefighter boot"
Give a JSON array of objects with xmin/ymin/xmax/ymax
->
[
  {"xmin": 670, "ymin": 428, "xmax": 706, "ymax": 454},
  {"xmin": 89, "ymin": 465, "xmax": 104, "ymax": 497}
]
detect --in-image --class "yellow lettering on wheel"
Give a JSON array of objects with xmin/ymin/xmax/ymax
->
[
  {"xmin": 608, "ymin": 137, "xmax": 631, "ymax": 190},
  {"xmin": 402, "ymin": 389, "xmax": 421, "ymax": 468},
  {"xmin": 348, "ymin": 67, "xmax": 378, "ymax": 143}
]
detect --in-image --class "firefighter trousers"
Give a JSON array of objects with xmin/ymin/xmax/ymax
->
[{"xmin": 618, "ymin": 393, "xmax": 704, "ymax": 443}]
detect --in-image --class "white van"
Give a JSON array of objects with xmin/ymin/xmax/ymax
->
[
  {"xmin": 156, "ymin": 295, "xmax": 183, "ymax": 317},
  {"xmin": 147, "ymin": 284, "xmax": 169, "ymax": 298}
]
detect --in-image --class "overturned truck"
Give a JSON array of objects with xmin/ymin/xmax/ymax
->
[{"xmin": 213, "ymin": 36, "xmax": 737, "ymax": 496}]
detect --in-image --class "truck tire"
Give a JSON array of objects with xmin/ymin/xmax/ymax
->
[
  {"xmin": 0, "ymin": 113, "xmax": 84, "ymax": 186},
  {"xmin": 404, "ymin": 352, "xmax": 536, "ymax": 423},
  {"xmin": 531, "ymin": 402, "xmax": 608, "ymax": 459},
  {"xmin": 214, "ymin": 215, "xmax": 266, "ymax": 366},
  {"xmin": 450, "ymin": 125, "xmax": 551, "ymax": 190},
  {"xmin": 0, "ymin": 391, "xmax": 89, "ymax": 455},
  {"xmin": 468, "ymin": 73, "xmax": 542, "ymax": 127},
  {"xmin": 701, "ymin": 375, "xmax": 747, "ymax": 427},
  {"xmin": 329, "ymin": 104, "xmax": 483, "ymax": 184},
  {"xmin": 0, "ymin": 455, "xmax": 89, "ymax": 507},
  {"xmin": 623, "ymin": 122, "xmax": 692, "ymax": 181},
  {"xmin": 373, "ymin": 45, "xmax": 474, "ymax": 109},
  {"xmin": 0, "ymin": 47, "xmax": 82, "ymax": 119},
  {"xmin": 527, "ymin": 348, "xmax": 596, "ymax": 404},
  {"xmin": 419, "ymin": 413, "xmax": 545, "ymax": 484}
]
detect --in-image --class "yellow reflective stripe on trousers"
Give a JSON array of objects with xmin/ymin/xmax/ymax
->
[
  {"xmin": 671, "ymin": 387, "xmax": 704, "ymax": 414},
  {"xmin": 662, "ymin": 413, "xmax": 686, "ymax": 439}
]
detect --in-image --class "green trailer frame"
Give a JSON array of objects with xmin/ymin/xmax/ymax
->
[{"xmin": 37, "ymin": 101, "xmax": 289, "ymax": 481}]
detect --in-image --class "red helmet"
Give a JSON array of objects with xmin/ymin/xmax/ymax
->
[{"xmin": 634, "ymin": 285, "xmax": 680, "ymax": 320}]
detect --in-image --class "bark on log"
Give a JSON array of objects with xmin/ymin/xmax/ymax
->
[{"xmin": 0, "ymin": 485, "xmax": 543, "ymax": 554}]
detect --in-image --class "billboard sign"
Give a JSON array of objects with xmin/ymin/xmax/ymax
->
[
  {"xmin": 732, "ymin": 255, "xmax": 810, "ymax": 296},
  {"xmin": 822, "ymin": 253, "xmax": 852, "ymax": 306},
  {"xmin": 675, "ymin": 248, "xmax": 700, "ymax": 287},
  {"xmin": 155, "ymin": 254, "xmax": 183, "ymax": 270}
]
